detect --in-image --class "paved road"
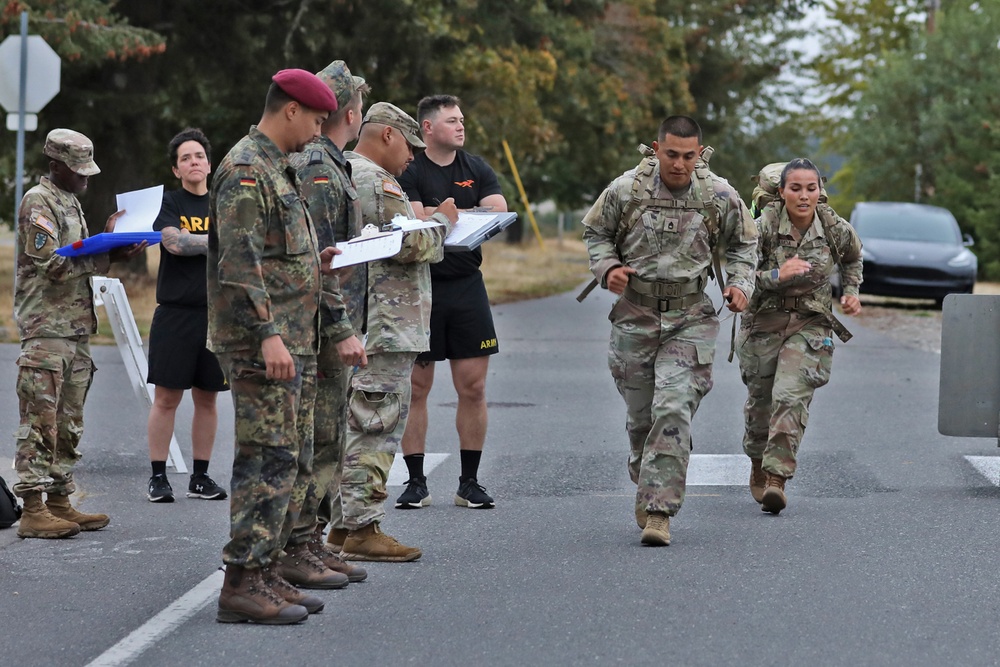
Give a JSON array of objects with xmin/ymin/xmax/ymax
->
[{"xmin": 1, "ymin": 284, "xmax": 998, "ymax": 666}]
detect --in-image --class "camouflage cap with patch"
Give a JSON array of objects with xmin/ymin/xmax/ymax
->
[
  {"xmin": 43, "ymin": 128, "xmax": 100, "ymax": 176},
  {"xmin": 317, "ymin": 60, "xmax": 367, "ymax": 110},
  {"xmin": 362, "ymin": 102, "xmax": 425, "ymax": 149}
]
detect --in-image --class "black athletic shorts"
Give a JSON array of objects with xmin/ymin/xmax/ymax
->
[
  {"xmin": 418, "ymin": 272, "xmax": 499, "ymax": 362},
  {"xmin": 146, "ymin": 305, "xmax": 229, "ymax": 392}
]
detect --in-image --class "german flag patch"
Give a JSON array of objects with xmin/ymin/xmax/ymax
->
[
  {"xmin": 382, "ymin": 180, "xmax": 403, "ymax": 197},
  {"xmin": 239, "ymin": 178, "xmax": 257, "ymax": 187},
  {"xmin": 313, "ymin": 176, "xmax": 330, "ymax": 184}
]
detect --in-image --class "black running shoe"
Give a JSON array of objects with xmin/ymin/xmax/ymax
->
[
  {"xmin": 454, "ymin": 477, "xmax": 495, "ymax": 509},
  {"xmin": 187, "ymin": 473, "xmax": 228, "ymax": 500},
  {"xmin": 147, "ymin": 474, "xmax": 175, "ymax": 503},
  {"xmin": 395, "ymin": 476, "xmax": 431, "ymax": 509}
]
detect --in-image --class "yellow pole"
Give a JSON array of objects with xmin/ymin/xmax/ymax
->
[{"xmin": 502, "ymin": 139, "xmax": 546, "ymax": 250}]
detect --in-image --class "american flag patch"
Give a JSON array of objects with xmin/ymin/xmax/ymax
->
[
  {"xmin": 382, "ymin": 180, "xmax": 403, "ymax": 197},
  {"xmin": 313, "ymin": 176, "xmax": 330, "ymax": 184},
  {"xmin": 33, "ymin": 215, "xmax": 55, "ymax": 236},
  {"xmin": 239, "ymin": 178, "xmax": 257, "ymax": 187}
]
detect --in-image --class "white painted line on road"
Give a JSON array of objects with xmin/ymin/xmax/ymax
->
[
  {"xmin": 687, "ymin": 454, "xmax": 749, "ymax": 486},
  {"xmin": 387, "ymin": 453, "xmax": 449, "ymax": 486},
  {"xmin": 84, "ymin": 568, "xmax": 224, "ymax": 667},
  {"xmin": 965, "ymin": 456, "xmax": 1000, "ymax": 486}
]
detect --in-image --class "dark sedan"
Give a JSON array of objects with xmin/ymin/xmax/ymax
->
[{"xmin": 850, "ymin": 201, "xmax": 976, "ymax": 305}]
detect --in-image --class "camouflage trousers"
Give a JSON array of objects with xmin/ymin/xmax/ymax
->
[
  {"xmin": 12, "ymin": 336, "xmax": 95, "ymax": 497},
  {"xmin": 341, "ymin": 351, "xmax": 417, "ymax": 531},
  {"xmin": 737, "ymin": 321, "xmax": 834, "ymax": 479},
  {"xmin": 290, "ymin": 338, "xmax": 349, "ymax": 543},
  {"xmin": 608, "ymin": 297, "xmax": 718, "ymax": 518},
  {"xmin": 217, "ymin": 351, "xmax": 317, "ymax": 568}
]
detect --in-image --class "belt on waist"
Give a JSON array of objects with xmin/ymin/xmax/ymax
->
[
  {"xmin": 623, "ymin": 284, "xmax": 704, "ymax": 312},
  {"xmin": 626, "ymin": 273, "xmax": 706, "ymax": 298}
]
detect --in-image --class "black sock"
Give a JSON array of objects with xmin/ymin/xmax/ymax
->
[
  {"xmin": 403, "ymin": 454, "xmax": 425, "ymax": 479},
  {"xmin": 460, "ymin": 450, "xmax": 482, "ymax": 481},
  {"xmin": 151, "ymin": 460, "xmax": 167, "ymax": 477},
  {"xmin": 193, "ymin": 459, "xmax": 209, "ymax": 476}
]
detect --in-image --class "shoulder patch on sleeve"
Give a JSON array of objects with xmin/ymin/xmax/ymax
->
[
  {"xmin": 32, "ymin": 214, "xmax": 56, "ymax": 237},
  {"xmin": 239, "ymin": 177, "xmax": 257, "ymax": 187},
  {"xmin": 382, "ymin": 180, "xmax": 403, "ymax": 197},
  {"xmin": 313, "ymin": 176, "xmax": 330, "ymax": 184}
]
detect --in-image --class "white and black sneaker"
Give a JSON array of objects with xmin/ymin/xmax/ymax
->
[
  {"xmin": 147, "ymin": 474, "xmax": 175, "ymax": 503},
  {"xmin": 454, "ymin": 477, "xmax": 495, "ymax": 509},
  {"xmin": 187, "ymin": 473, "xmax": 228, "ymax": 500},
  {"xmin": 395, "ymin": 476, "xmax": 431, "ymax": 509}
]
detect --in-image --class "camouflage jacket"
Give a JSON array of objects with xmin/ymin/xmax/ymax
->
[
  {"xmin": 293, "ymin": 136, "xmax": 366, "ymax": 344},
  {"xmin": 207, "ymin": 126, "xmax": 321, "ymax": 355},
  {"xmin": 15, "ymin": 176, "xmax": 110, "ymax": 340},
  {"xmin": 581, "ymin": 165, "xmax": 757, "ymax": 302},
  {"xmin": 346, "ymin": 151, "xmax": 452, "ymax": 354},
  {"xmin": 748, "ymin": 203, "xmax": 863, "ymax": 318}
]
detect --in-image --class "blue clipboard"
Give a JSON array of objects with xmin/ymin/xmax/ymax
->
[{"xmin": 55, "ymin": 232, "xmax": 161, "ymax": 257}]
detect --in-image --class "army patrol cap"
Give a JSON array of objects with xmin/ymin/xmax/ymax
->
[
  {"xmin": 363, "ymin": 102, "xmax": 425, "ymax": 149},
  {"xmin": 317, "ymin": 60, "xmax": 366, "ymax": 110},
  {"xmin": 43, "ymin": 129, "xmax": 100, "ymax": 176},
  {"xmin": 272, "ymin": 68, "xmax": 338, "ymax": 112}
]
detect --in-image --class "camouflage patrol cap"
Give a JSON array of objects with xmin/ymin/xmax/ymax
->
[
  {"xmin": 317, "ymin": 60, "xmax": 367, "ymax": 110},
  {"xmin": 362, "ymin": 102, "xmax": 425, "ymax": 149},
  {"xmin": 43, "ymin": 129, "xmax": 100, "ymax": 176}
]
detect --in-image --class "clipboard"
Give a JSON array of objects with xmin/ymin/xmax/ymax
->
[
  {"xmin": 330, "ymin": 230, "xmax": 404, "ymax": 268},
  {"xmin": 444, "ymin": 212, "xmax": 518, "ymax": 252},
  {"xmin": 55, "ymin": 232, "xmax": 162, "ymax": 257}
]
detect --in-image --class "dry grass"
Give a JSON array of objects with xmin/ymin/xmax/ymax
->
[{"xmin": 0, "ymin": 235, "xmax": 592, "ymax": 344}]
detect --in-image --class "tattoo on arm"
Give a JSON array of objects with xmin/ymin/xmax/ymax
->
[{"xmin": 161, "ymin": 226, "xmax": 208, "ymax": 256}]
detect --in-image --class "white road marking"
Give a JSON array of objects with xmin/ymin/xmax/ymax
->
[
  {"xmin": 965, "ymin": 455, "xmax": 1000, "ymax": 486},
  {"xmin": 387, "ymin": 453, "xmax": 450, "ymax": 486},
  {"xmin": 686, "ymin": 454, "xmax": 750, "ymax": 486},
  {"xmin": 84, "ymin": 568, "xmax": 224, "ymax": 667}
]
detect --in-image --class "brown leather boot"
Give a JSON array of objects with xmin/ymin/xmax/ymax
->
[
  {"xmin": 261, "ymin": 564, "xmax": 324, "ymax": 614},
  {"xmin": 761, "ymin": 473, "xmax": 787, "ymax": 515},
  {"xmin": 309, "ymin": 527, "xmax": 367, "ymax": 582},
  {"xmin": 17, "ymin": 492, "xmax": 80, "ymax": 539},
  {"xmin": 217, "ymin": 564, "xmax": 308, "ymax": 624},
  {"xmin": 46, "ymin": 494, "xmax": 110, "ymax": 531},
  {"xmin": 749, "ymin": 458, "xmax": 766, "ymax": 504},
  {"xmin": 640, "ymin": 512, "xmax": 671, "ymax": 546},
  {"xmin": 341, "ymin": 522, "xmax": 422, "ymax": 562},
  {"xmin": 326, "ymin": 527, "xmax": 348, "ymax": 552},
  {"xmin": 278, "ymin": 541, "xmax": 349, "ymax": 589}
]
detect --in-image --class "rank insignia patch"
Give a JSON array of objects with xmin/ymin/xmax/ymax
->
[
  {"xmin": 34, "ymin": 232, "xmax": 48, "ymax": 251},
  {"xmin": 382, "ymin": 180, "xmax": 403, "ymax": 197}
]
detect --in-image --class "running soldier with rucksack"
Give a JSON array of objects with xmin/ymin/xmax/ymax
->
[
  {"xmin": 581, "ymin": 115, "xmax": 758, "ymax": 546},
  {"xmin": 737, "ymin": 158, "xmax": 863, "ymax": 515}
]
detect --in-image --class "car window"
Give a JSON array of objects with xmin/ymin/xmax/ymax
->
[{"xmin": 854, "ymin": 208, "xmax": 961, "ymax": 244}]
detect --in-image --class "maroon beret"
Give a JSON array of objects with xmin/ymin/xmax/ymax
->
[{"xmin": 272, "ymin": 69, "xmax": 338, "ymax": 112}]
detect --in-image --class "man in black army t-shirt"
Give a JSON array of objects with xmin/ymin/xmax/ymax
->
[
  {"xmin": 396, "ymin": 95, "xmax": 507, "ymax": 510},
  {"xmin": 145, "ymin": 128, "xmax": 229, "ymax": 503}
]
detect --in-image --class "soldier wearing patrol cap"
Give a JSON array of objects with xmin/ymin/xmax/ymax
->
[
  {"xmin": 333, "ymin": 102, "xmax": 458, "ymax": 562},
  {"xmin": 285, "ymin": 59, "xmax": 371, "ymax": 586},
  {"xmin": 12, "ymin": 128, "xmax": 146, "ymax": 539},
  {"xmin": 208, "ymin": 69, "xmax": 345, "ymax": 625}
]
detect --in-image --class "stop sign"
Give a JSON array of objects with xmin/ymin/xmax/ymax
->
[{"xmin": 0, "ymin": 34, "xmax": 60, "ymax": 113}]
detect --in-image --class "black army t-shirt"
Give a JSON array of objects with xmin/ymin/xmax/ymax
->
[
  {"xmin": 399, "ymin": 150, "xmax": 503, "ymax": 280},
  {"xmin": 153, "ymin": 188, "xmax": 211, "ymax": 307}
]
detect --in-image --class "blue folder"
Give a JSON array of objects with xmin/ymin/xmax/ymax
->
[{"xmin": 55, "ymin": 232, "xmax": 161, "ymax": 257}]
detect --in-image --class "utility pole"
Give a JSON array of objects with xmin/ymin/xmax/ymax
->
[{"xmin": 926, "ymin": 0, "xmax": 940, "ymax": 34}]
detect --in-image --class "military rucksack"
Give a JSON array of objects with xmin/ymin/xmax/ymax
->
[
  {"xmin": 0, "ymin": 473, "xmax": 21, "ymax": 529},
  {"xmin": 577, "ymin": 144, "xmax": 725, "ymax": 302},
  {"xmin": 749, "ymin": 161, "xmax": 830, "ymax": 218}
]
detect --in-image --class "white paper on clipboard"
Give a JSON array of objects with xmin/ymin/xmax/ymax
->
[{"xmin": 330, "ymin": 230, "xmax": 404, "ymax": 268}]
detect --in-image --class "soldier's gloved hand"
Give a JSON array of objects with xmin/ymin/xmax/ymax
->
[{"xmin": 606, "ymin": 266, "xmax": 636, "ymax": 295}]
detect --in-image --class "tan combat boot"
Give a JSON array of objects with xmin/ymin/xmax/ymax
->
[
  {"xmin": 640, "ymin": 512, "xmax": 671, "ymax": 546},
  {"xmin": 761, "ymin": 473, "xmax": 787, "ymax": 515},
  {"xmin": 309, "ymin": 527, "xmax": 367, "ymax": 582},
  {"xmin": 46, "ymin": 494, "xmax": 110, "ymax": 531},
  {"xmin": 17, "ymin": 492, "xmax": 80, "ymax": 539},
  {"xmin": 341, "ymin": 522, "xmax": 422, "ymax": 562},
  {"xmin": 277, "ymin": 541, "xmax": 349, "ymax": 589},
  {"xmin": 749, "ymin": 458, "xmax": 766, "ymax": 504},
  {"xmin": 261, "ymin": 564, "xmax": 325, "ymax": 614},
  {"xmin": 217, "ymin": 564, "xmax": 308, "ymax": 625},
  {"xmin": 326, "ymin": 527, "xmax": 348, "ymax": 552},
  {"xmin": 635, "ymin": 506, "xmax": 648, "ymax": 529}
]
